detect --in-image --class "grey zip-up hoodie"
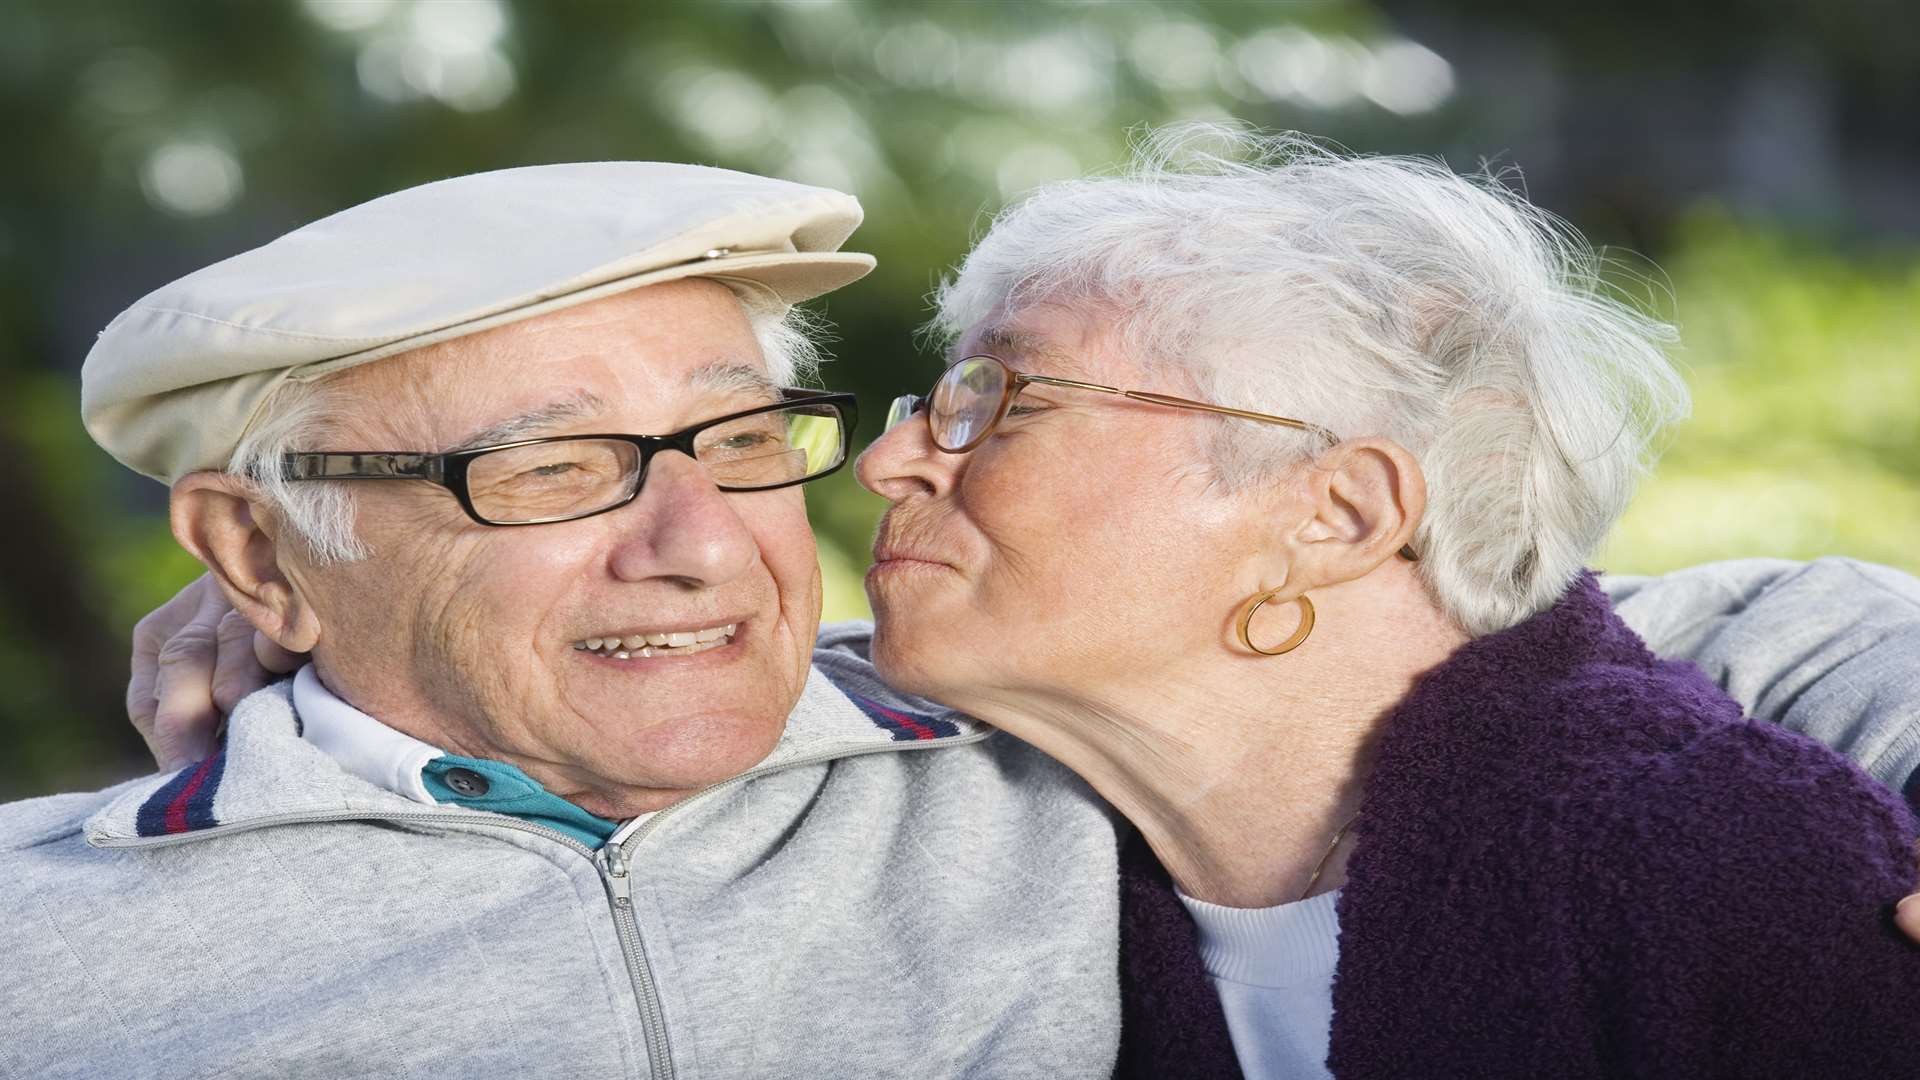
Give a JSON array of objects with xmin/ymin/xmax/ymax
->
[{"xmin": 0, "ymin": 625, "xmax": 1122, "ymax": 1080}]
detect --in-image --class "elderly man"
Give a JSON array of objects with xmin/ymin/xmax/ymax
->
[
  {"xmin": 10, "ymin": 159, "xmax": 1920, "ymax": 1080},
  {"xmin": 0, "ymin": 165, "xmax": 1121, "ymax": 1079}
]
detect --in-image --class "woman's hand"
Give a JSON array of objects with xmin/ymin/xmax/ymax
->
[
  {"xmin": 1899, "ymin": 894, "xmax": 1920, "ymax": 943},
  {"xmin": 128, "ymin": 574, "xmax": 305, "ymax": 770}
]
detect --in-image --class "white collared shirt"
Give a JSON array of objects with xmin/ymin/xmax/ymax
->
[
  {"xmin": 291, "ymin": 664, "xmax": 445, "ymax": 804},
  {"xmin": 1176, "ymin": 887, "xmax": 1342, "ymax": 1080}
]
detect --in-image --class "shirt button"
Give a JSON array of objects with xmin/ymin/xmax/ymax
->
[{"xmin": 443, "ymin": 767, "xmax": 490, "ymax": 798}]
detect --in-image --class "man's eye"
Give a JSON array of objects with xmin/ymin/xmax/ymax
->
[
  {"xmin": 498, "ymin": 458, "xmax": 605, "ymax": 487},
  {"xmin": 1005, "ymin": 404, "xmax": 1048, "ymax": 418},
  {"xmin": 701, "ymin": 429, "xmax": 784, "ymax": 459}
]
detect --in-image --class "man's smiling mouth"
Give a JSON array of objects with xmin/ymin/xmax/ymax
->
[{"xmin": 572, "ymin": 623, "xmax": 738, "ymax": 659}]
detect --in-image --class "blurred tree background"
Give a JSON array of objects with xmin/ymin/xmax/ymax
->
[{"xmin": 2, "ymin": 0, "xmax": 1915, "ymax": 798}]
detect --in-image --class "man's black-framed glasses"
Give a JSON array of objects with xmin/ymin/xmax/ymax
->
[{"xmin": 280, "ymin": 389, "xmax": 857, "ymax": 526}]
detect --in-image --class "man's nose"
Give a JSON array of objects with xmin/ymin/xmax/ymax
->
[
  {"xmin": 856, "ymin": 406, "xmax": 955, "ymax": 504},
  {"xmin": 605, "ymin": 452, "xmax": 758, "ymax": 586}
]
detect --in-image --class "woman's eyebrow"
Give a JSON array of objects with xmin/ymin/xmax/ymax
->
[
  {"xmin": 448, "ymin": 390, "xmax": 606, "ymax": 451},
  {"xmin": 960, "ymin": 328, "xmax": 1075, "ymax": 373}
]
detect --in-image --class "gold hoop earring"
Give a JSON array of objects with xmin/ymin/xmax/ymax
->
[{"xmin": 1236, "ymin": 591, "xmax": 1315, "ymax": 656}]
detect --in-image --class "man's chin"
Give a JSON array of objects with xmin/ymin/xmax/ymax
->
[{"xmin": 569, "ymin": 706, "xmax": 790, "ymax": 817}]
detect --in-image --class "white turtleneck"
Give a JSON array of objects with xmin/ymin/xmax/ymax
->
[{"xmin": 1175, "ymin": 887, "xmax": 1342, "ymax": 1080}]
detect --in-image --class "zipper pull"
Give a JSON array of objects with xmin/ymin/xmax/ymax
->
[{"xmin": 597, "ymin": 842, "xmax": 633, "ymax": 909}]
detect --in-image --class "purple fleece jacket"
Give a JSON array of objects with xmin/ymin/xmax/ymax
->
[{"xmin": 1116, "ymin": 573, "xmax": 1920, "ymax": 1079}]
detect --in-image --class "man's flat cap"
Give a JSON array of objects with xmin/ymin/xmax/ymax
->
[{"xmin": 81, "ymin": 162, "xmax": 876, "ymax": 484}]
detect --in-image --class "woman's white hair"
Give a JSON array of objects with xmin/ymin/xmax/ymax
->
[
  {"xmin": 934, "ymin": 124, "xmax": 1690, "ymax": 636},
  {"xmin": 227, "ymin": 301, "xmax": 825, "ymax": 564}
]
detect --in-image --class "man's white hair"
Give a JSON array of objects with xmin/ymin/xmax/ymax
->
[
  {"xmin": 228, "ymin": 301, "xmax": 824, "ymax": 564},
  {"xmin": 933, "ymin": 125, "xmax": 1690, "ymax": 636}
]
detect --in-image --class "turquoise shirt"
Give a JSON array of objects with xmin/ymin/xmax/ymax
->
[{"xmin": 421, "ymin": 754, "xmax": 618, "ymax": 849}]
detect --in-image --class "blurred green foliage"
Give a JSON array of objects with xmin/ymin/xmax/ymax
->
[
  {"xmin": 1, "ymin": 0, "xmax": 1914, "ymax": 799},
  {"xmin": 1602, "ymin": 213, "xmax": 1920, "ymax": 576}
]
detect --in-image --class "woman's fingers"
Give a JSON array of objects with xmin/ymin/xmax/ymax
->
[
  {"xmin": 130, "ymin": 576, "xmax": 309, "ymax": 772},
  {"xmin": 131, "ymin": 577, "xmax": 228, "ymax": 771},
  {"xmin": 1900, "ymin": 893, "xmax": 1920, "ymax": 944},
  {"xmin": 209, "ymin": 608, "xmax": 273, "ymax": 714}
]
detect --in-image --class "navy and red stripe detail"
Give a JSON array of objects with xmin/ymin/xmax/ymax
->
[
  {"xmin": 848, "ymin": 694, "xmax": 962, "ymax": 742},
  {"xmin": 134, "ymin": 749, "xmax": 228, "ymax": 837}
]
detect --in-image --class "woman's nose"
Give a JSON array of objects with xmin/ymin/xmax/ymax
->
[{"xmin": 856, "ymin": 403, "xmax": 952, "ymax": 503}]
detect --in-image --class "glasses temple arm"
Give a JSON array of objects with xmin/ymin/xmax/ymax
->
[
  {"xmin": 1119, "ymin": 390, "xmax": 1330, "ymax": 435},
  {"xmin": 281, "ymin": 452, "xmax": 445, "ymax": 482}
]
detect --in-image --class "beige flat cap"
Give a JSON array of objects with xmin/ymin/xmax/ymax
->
[{"xmin": 81, "ymin": 162, "xmax": 876, "ymax": 484}]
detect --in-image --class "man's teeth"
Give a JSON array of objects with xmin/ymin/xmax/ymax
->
[{"xmin": 571, "ymin": 624, "xmax": 738, "ymax": 659}]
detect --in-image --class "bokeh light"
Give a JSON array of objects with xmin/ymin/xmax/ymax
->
[{"xmin": 139, "ymin": 139, "xmax": 244, "ymax": 216}]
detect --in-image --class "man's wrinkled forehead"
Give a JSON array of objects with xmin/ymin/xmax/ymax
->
[{"xmin": 319, "ymin": 284, "xmax": 779, "ymax": 450}]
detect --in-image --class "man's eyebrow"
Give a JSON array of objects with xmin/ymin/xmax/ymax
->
[
  {"xmin": 449, "ymin": 390, "xmax": 606, "ymax": 451},
  {"xmin": 687, "ymin": 361, "xmax": 782, "ymax": 401}
]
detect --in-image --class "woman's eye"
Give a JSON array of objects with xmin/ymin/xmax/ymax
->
[
  {"xmin": 1005, "ymin": 404, "xmax": 1047, "ymax": 418},
  {"xmin": 530, "ymin": 462, "xmax": 577, "ymax": 477}
]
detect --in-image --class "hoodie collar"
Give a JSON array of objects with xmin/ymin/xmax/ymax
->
[{"xmin": 87, "ymin": 654, "xmax": 983, "ymax": 846}]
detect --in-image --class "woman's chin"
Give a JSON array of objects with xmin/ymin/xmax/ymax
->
[{"xmin": 868, "ymin": 623, "xmax": 956, "ymax": 700}]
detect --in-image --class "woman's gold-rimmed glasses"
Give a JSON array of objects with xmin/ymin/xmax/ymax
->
[
  {"xmin": 886, "ymin": 354, "xmax": 1334, "ymax": 454},
  {"xmin": 886, "ymin": 354, "xmax": 1417, "ymax": 561}
]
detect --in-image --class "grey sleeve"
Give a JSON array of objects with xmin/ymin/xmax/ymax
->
[{"xmin": 1602, "ymin": 558, "xmax": 1920, "ymax": 796}]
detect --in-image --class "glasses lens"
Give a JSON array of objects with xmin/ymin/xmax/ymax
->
[
  {"xmin": 929, "ymin": 356, "xmax": 1009, "ymax": 450},
  {"xmin": 884, "ymin": 394, "xmax": 923, "ymax": 435},
  {"xmin": 697, "ymin": 403, "xmax": 846, "ymax": 490},
  {"xmin": 467, "ymin": 439, "xmax": 641, "ymax": 524}
]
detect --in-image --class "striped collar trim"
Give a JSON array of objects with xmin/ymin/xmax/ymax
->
[
  {"xmin": 843, "ymin": 693, "xmax": 964, "ymax": 741},
  {"xmin": 132, "ymin": 749, "xmax": 229, "ymax": 837}
]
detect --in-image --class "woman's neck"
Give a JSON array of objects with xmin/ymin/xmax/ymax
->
[{"xmin": 971, "ymin": 578, "xmax": 1468, "ymax": 909}]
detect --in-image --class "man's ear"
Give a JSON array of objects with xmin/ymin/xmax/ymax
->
[
  {"xmin": 1285, "ymin": 438, "xmax": 1426, "ymax": 589},
  {"xmin": 170, "ymin": 473, "xmax": 322, "ymax": 654}
]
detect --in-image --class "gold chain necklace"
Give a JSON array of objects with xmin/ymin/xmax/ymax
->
[{"xmin": 1298, "ymin": 812, "xmax": 1360, "ymax": 902}]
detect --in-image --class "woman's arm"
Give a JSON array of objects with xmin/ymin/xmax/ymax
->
[{"xmin": 1606, "ymin": 557, "xmax": 1920, "ymax": 792}]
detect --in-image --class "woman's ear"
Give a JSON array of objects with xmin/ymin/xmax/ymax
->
[
  {"xmin": 1287, "ymin": 438, "xmax": 1425, "ymax": 589},
  {"xmin": 170, "ymin": 473, "xmax": 322, "ymax": 654}
]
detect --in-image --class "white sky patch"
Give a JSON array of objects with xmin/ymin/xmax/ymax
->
[
  {"xmin": 673, "ymin": 68, "xmax": 773, "ymax": 153},
  {"xmin": 299, "ymin": 0, "xmax": 397, "ymax": 34},
  {"xmin": 771, "ymin": 84, "xmax": 895, "ymax": 193},
  {"xmin": 1000, "ymin": 33, "xmax": 1112, "ymax": 113},
  {"xmin": 1293, "ymin": 33, "xmax": 1368, "ymax": 109},
  {"xmin": 350, "ymin": 0, "xmax": 515, "ymax": 111},
  {"xmin": 405, "ymin": 0, "xmax": 507, "ymax": 54},
  {"xmin": 1234, "ymin": 27, "xmax": 1450, "ymax": 114},
  {"xmin": 1363, "ymin": 39, "xmax": 1456, "ymax": 114},
  {"xmin": 141, "ymin": 139, "xmax": 243, "ymax": 217}
]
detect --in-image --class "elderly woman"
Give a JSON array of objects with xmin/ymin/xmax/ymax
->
[{"xmin": 854, "ymin": 129, "xmax": 1920, "ymax": 1076}]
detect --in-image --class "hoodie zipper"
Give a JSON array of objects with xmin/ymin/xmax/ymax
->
[
  {"xmin": 95, "ymin": 730, "xmax": 991, "ymax": 1080},
  {"xmin": 585, "ymin": 732, "xmax": 989, "ymax": 1080}
]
